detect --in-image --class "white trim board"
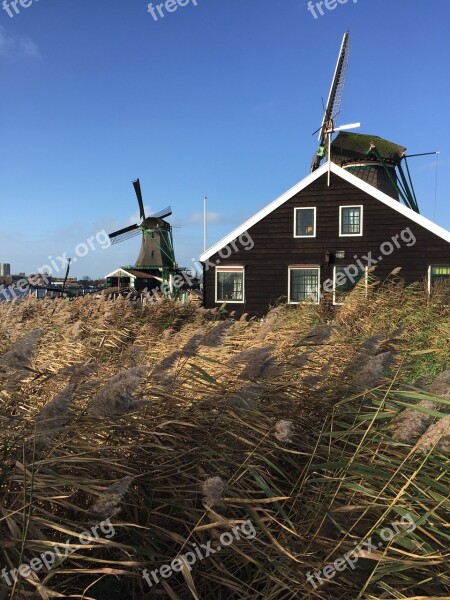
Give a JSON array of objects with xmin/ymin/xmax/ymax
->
[
  {"xmin": 294, "ymin": 206, "xmax": 317, "ymax": 238},
  {"xmin": 215, "ymin": 266, "xmax": 245, "ymax": 304},
  {"xmin": 199, "ymin": 161, "xmax": 450, "ymax": 262},
  {"xmin": 339, "ymin": 205, "xmax": 364, "ymax": 237},
  {"xmin": 288, "ymin": 266, "xmax": 321, "ymax": 305},
  {"xmin": 105, "ymin": 268, "xmax": 136, "ymax": 279}
]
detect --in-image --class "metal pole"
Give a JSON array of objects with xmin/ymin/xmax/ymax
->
[
  {"xmin": 203, "ymin": 195, "xmax": 207, "ymax": 253},
  {"xmin": 403, "ymin": 151, "xmax": 440, "ymax": 158},
  {"xmin": 328, "ymin": 133, "xmax": 332, "ymax": 186}
]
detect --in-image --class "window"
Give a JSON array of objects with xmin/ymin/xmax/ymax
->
[
  {"xmin": 333, "ymin": 266, "xmax": 367, "ymax": 305},
  {"xmin": 294, "ymin": 207, "xmax": 316, "ymax": 238},
  {"xmin": 215, "ymin": 267, "xmax": 245, "ymax": 303},
  {"xmin": 340, "ymin": 206, "xmax": 363, "ymax": 236},
  {"xmin": 428, "ymin": 266, "xmax": 450, "ymax": 292},
  {"xmin": 288, "ymin": 267, "xmax": 320, "ymax": 304}
]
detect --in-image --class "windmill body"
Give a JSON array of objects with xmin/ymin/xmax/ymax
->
[{"xmin": 135, "ymin": 217, "xmax": 175, "ymax": 271}]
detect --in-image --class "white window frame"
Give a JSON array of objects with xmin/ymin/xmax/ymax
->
[
  {"xmin": 428, "ymin": 265, "xmax": 450, "ymax": 294},
  {"xmin": 215, "ymin": 266, "xmax": 245, "ymax": 304},
  {"xmin": 288, "ymin": 266, "xmax": 321, "ymax": 305},
  {"xmin": 294, "ymin": 207, "xmax": 317, "ymax": 238},
  {"xmin": 339, "ymin": 205, "xmax": 363, "ymax": 237},
  {"xmin": 332, "ymin": 265, "xmax": 368, "ymax": 305}
]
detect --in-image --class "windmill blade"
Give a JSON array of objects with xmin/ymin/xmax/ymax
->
[
  {"xmin": 133, "ymin": 179, "xmax": 146, "ymax": 221},
  {"xmin": 329, "ymin": 122, "xmax": 360, "ymax": 133},
  {"xmin": 311, "ymin": 32, "xmax": 350, "ymax": 173},
  {"xmin": 149, "ymin": 206, "xmax": 172, "ymax": 219},
  {"xmin": 109, "ymin": 223, "xmax": 141, "ymax": 245},
  {"xmin": 318, "ymin": 31, "xmax": 350, "ymax": 142}
]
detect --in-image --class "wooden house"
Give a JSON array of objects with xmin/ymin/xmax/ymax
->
[
  {"xmin": 104, "ymin": 268, "xmax": 164, "ymax": 295},
  {"xmin": 200, "ymin": 160, "xmax": 450, "ymax": 316}
]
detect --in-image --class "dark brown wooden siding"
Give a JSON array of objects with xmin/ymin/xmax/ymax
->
[{"xmin": 203, "ymin": 173, "xmax": 450, "ymax": 316}]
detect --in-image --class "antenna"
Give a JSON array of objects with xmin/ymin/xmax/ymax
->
[
  {"xmin": 400, "ymin": 150, "xmax": 440, "ymax": 214},
  {"xmin": 203, "ymin": 195, "xmax": 208, "ymax": 253},
  {"xmin": 61, "ymin": 258, "xmax": 72, "ymax": 296},
  {"xmin": 434, "ymin": 152, "xmax": 440, "ymax": 221}
]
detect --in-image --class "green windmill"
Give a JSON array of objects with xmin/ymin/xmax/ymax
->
[{"xmin": 108, "ymin": 179, "xmax": 177, "ymax": 283}]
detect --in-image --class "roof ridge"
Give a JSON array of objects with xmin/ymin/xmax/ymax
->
[{"xmin": 199, "ymin": 162, "xmax": 450, "ymax": 262}]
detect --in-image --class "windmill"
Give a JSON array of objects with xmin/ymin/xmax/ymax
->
[
  {"xmin": 108, "ymin": 179, "xmax": 177, "ymax": 279},
  {"xmin": 310, "ymin": 33, "xmax": 425, "ymax": 213}
]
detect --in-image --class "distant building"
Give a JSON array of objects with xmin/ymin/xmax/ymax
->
[
  {"xmin": 0, "ymin": 264, "xmax": 11, "ymax": 277},
  {"xmin": 105, "ymin": 268, "xmax": 164, "ymax": 294},
  {"xmin": 50, "ymin": 277, "xmax": 78, "ymax": 287},
  {"xmin": 28, "ymin": 273, "xmax": 50, "ymax": 287}
]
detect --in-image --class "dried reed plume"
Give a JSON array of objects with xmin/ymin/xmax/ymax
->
[
  {"xmin": 391, "ymin": 400, "xmax": 437, "ymax": 444},
  {"xmin": 428, "ymin": 370, "xmax": 450, "ymax": 398},
  {"xmin": 228, "ymin": 346, "xmax": 273, "ymax": 367},
  {"xmin": 151, "ymin": 350, "xmax": 185, "ymax": 385},
  {"xmin": 122, "ymin": 346, "xmax": 144, "ymax": 367},
  {"xmin": 36, "ymin": 385, "xmax": 74, "ymax": 433},
  {"xmin": 254, "ymin": 306, "xmax": 283, "ymax": 342},
  {"xmin": 88, "ymin": 367, "xmax": 147, "ymax": 416},
  {"xmin": 199, "ymin": 321, "xmax": 233, "ymax": 348},
  {"xmin": 224, "ymin": 383, "xmax": 265, "ymax": 410},
  {"xmin": 346, "ymin": 350, "xmax": 395, "ymax": 392},
  {"xmin": 91, "ymin": 475, "xmax": 134, "ymax": 517},
  {"xmin": 61, "ymin": 361, "xmax": 97, "ymax": 385},
  {"xmin": 296, "ymin": 324, "xmax": 337, "ymax": 347},
  {"xmin": 288, "ymin": 352, "xmax": 310, "ymax": 369},
  {"xmin": 357, "ymin": 334, "xmax": 385, "ymax": 355},
  {"xmin": 414, "ymin": 415, "xmax": 450, "ymax": 454},
  {"xmin": 156, "ymin": 350, "xmax": 184, "ymax": 371},
  {"xmin": 182, "ymin": 331, "xmax": 205, "ymax": 357},
  {"xmin": 274, "ymin": 420, "xmax": 294, "ymax": 443},
  {"xmin": 239, "ymin": 347, "xmax": 278, "ymax": 381},
  {"xmin": 0, "ymin": 329, "xmax": 44, "ymax": 370},
  {"xmin": 201, "ymin": 476, "xmax": 226, "ymax": 508},
  {"xmin": 67, "ymin": 320, "xmax": 84, "ymax": 339},
  {"xmin": 392, "ymin": 370, "xmax": 450, "ymax": 444}
]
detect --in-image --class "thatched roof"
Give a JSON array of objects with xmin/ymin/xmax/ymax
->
[{"xmin": 332, "ymin": 132, "xmax": 406, "ymax": 160}]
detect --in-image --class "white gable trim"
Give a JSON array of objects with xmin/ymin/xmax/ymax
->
[
  {"xmin": 105, "ymin": 268, "xmax": 135, "ymax": 279},
  {"xmin": 200, "ymin": 163, "xmax": 329, "ymax": 261},
  {"xmin": 199, "ymin": 161, "xmax": 450, "ymax": 262},
  {"xmin": 334, "ymin": 164, "xmax": 450, "ymax": 243}
]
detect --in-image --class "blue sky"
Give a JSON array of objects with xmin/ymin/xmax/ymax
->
[{"xmin": 0, "ymin": 0, "xmax": 449, "ymax": 278}]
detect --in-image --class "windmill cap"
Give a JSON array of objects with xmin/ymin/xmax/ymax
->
[
  {"xmin": 142, "ymin": 217, "xmax": 170, "ymax": 229},
  {"xmin": 331, "ymin": 132, "xmax": 406, "ymax": 162}
]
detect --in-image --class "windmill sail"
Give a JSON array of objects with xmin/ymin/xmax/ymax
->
[
  {"xmin": 109, "ymin": 223, "xmax": 141, "ymax": 244},
  {"xmin": 133, "ymin": 179, "xmax": 146, "ymax": 221},
  {"xmin": 320, "ymin": 31, "xmax": 350, "ymax": 138},
  {"xmin": 311, "ymin": 32, "xmax": 350, "ymax": 172}
]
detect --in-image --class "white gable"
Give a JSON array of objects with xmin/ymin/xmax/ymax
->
[
  {"xmin": 200, "ymin": 161, "xmax": 450, "ymax": 262},
  {"xmin": 105, "ymin": 268, "xmax": 135, "ymax": 279}
]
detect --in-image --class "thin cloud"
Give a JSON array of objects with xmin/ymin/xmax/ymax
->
[
  {"xmin": 187, "ymin": 211, "xmax": 223, "ymax": 225},
  {"xmin": 416, "ymin": 156, "xmax": 449, "ymax": 173},
  {"xmin": 20, "ymin": 37, "xmax": 40, "ymax": 58},
  {"xmin": 0, "ymin": 26, "xmax": 41, "ymax": 60},
  {"xmin": 127, "ymin": 205, "xmax": 152, "ymax": 225}
]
